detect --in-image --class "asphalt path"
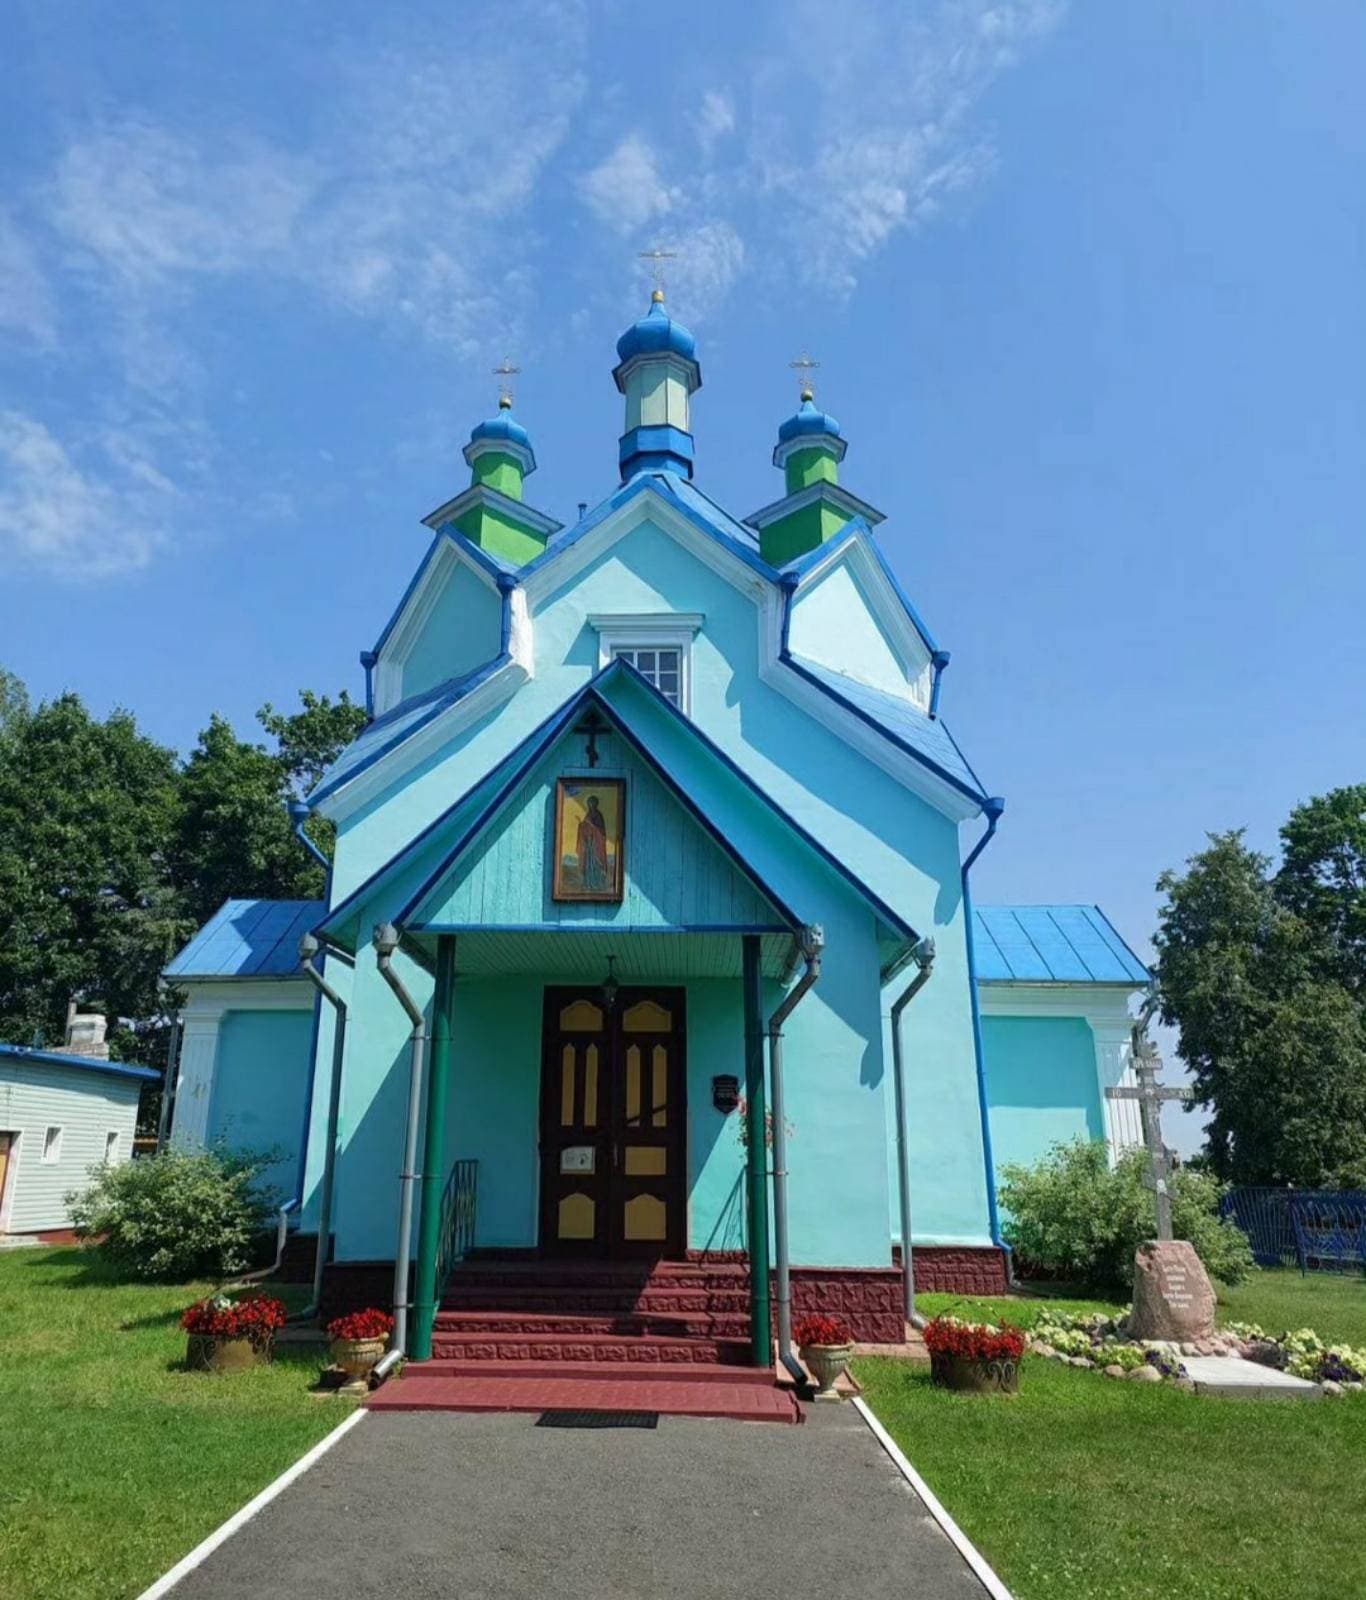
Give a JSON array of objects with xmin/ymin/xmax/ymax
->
[{"xmin": 163, "ymin": 1403, "xmax": 993, "ymax": 1599}]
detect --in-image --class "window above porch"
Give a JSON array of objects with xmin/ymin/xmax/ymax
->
[{"xmin": 588, "ymin": 613, "xmax": 703, "ymax": 714}]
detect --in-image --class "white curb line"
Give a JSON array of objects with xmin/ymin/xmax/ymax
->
[
  {"xmin": 852, "ymin": 1396, "xmax": 1015, "ymax": 1600},
  {"xmin": 136, "ymin": 1408, "xmax": 368, "ymax": 1599}
]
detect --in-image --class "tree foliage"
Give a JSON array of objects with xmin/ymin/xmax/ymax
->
[
  {"xmin": 0, "ymin": 671, "xmax": 364, "ymax": 1079},
  {"xmin": 1155, "ymin": 788, "xmax": 1366, "ymax": 1188}
]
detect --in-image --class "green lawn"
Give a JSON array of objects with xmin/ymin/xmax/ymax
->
[
  {"xmin": 857, "ymin": 1270, "xmax": 1366, "ymax": 1600},
  {"xmin": 0, "ymin": 1247, "xmax": 352, "ymax": 1600}
]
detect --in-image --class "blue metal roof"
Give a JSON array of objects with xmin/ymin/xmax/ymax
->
[
  {"xmin": 786, "ymin": 655, "xmax": 988, "ymax": 802},
  {"xmin": 973, "ymin": 905, "xmax": 1149, "ymax": 985},
  {"xmin": 165, "ymin": 899, "xmax": 324, "ymax": 980},
  {"xmin": 0, "ymin": 1043, "xmax": 158, "ymax": 1083}
]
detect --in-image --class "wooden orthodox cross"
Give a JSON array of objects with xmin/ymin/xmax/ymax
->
[{"xmin": 1106, "ymin": 1017, "xmax": 1192, "ymax": 1242}]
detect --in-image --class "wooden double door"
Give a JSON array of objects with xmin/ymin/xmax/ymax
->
[{"xmin": 539, "ymin": 986, "xmax": 687, "ymax": 1259}]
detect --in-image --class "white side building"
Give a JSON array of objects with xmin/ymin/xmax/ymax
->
[{"xmin": 0, "ymin": 1022, "xmax": 156, "ymax": 1236}]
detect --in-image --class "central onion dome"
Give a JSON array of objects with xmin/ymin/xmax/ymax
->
[
  {"xmin": 615, "ymin": 288, "xmax": 699, "ymax": 366},
  {"xmin": 612, "ymin": 290, "xmax": 703, "ymax": 481}
]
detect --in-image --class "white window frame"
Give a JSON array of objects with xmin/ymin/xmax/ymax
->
[
  {"xmin": 41, "ymin": 1125, "xmax": 63, "ymax": 1164},
  {"xmin": 104, "ymin": 1130, "xmax": 121, "ymax": 1164},
  {"xmin": 589, "ymin": 613, "xmax": 703, "ymax": 715}
]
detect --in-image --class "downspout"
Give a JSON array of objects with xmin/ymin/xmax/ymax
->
[
  {"xmin": 929, "ymin": 651, "xmax": 951, "ymax": 719},
  {"xmin": 289, "ymin": 799, "xmax": 330, "ymax": 873},
  {"xmin": 889, "ymin": 935, "xmax": 936, "ymax": 1330},
  {"xmin": 372, "ymin": 921, "xmax": 427, "ymax": 1380},
  {"xmin": 156, "ymin": 1007, "xmax": 182, "ymax": 1151},
  {"xmin": 961, "ymin": 796, "xmax": 1010, "ymax": 1277},
  {"xmin": 296, "ymin": 933, "xmax": 346, "ymax": 1323},
  {"xmin": 768, "ymin": 925, "xmax": 823, "ymax": 1385}
]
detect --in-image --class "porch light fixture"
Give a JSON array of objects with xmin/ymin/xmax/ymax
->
[{"xmin": 601, "ymin": 954, "xmax": 619, "ymax": 1012}]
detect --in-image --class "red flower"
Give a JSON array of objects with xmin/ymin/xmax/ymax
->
[
  {"xmin": 794, "ymin": 1313, "xmax": 853, "ymax": 1347},
  {"xmin": 327, "ymin": 1307, "xmax": 394, "ymax": 1342},
  {"xmin": 923, "ymin": 1315, "xmax": 1025, "ymax": 1363},
  {"xmin": 181, "ymin": 1293, "xmax": 287, "ymax": 1347}
]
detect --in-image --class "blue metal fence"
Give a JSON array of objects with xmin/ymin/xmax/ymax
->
[{"xmin": 1220, "ymin": 1186, "xmax": 1366, "ymax": 1274}]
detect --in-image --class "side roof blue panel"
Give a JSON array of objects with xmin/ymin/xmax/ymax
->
[
  {"xmin": 165, "ymin": 899, "xmax": 325, "ymax": 980},
  {"xmin": 974, "ymin": 905, "xmax": 1149, "ymax": 984},
  {"xmin": 786, "ymin": 655, "xmax": 987, "ymax": 801},
  {"xmin": 0, "ymin": 1043, "xmax": 158, "ymax": 1082}
]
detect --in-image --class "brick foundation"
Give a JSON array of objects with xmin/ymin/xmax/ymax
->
[{"xmin": 903, "ymin": 1244, "xmax": 1011, "ymax": 1296}]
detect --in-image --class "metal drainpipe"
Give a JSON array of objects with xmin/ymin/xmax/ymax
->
[
  {"xmin": 289, "ymin": 800, "xmax": 330, "ymax": 873},
  {"xmin": 296, "ymin": 934, "xmax": 347, "ymax": 1323},
  {"xmin": 890, "ymin": 935, "xmax": 937, "ymax": 1330},
  {"xmin": 372, "ymin": 922, "xmax": 427, "ymax": 1377},
  {"xmin": 961, "ymin": 796, "xmax": 1011, "ymax": 1280},
  {"xmin": 156, "ymin": 1007, "xmax": 182, "ymax": 1151},
  {"xmin": 768, "ymin": 925, "xmax": 823, "ymax": 1386}
]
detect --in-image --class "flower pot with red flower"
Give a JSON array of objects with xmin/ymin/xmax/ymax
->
[
  {"xmin": 181, "ymin": 1293, "xmax": 287, "ymax": 1372},
  {"xmin": 794, "ymin": 1313, "xmax": 855, "ymax": 1400},
  {"xmin": 924, "ymin": 1316, "xmax": 1025, "ymax": 1394},
  {"xmin": 326, "ymin": 1308, "xmax": 394, "ymax": 1381}
]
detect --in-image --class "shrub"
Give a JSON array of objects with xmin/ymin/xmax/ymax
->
[
  {"xmin": 68, "ymin": 1145, "xmax": 281, "ymax": 1280},
  {"xmin": 998, "ymin": 1139, "xmax": 1256, "ymax": 1288}
]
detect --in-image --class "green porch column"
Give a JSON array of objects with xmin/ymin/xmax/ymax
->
[
  {"xmin": 411, "ymin": 935, "xmax": 457, "ymax": 1362},
  {"xmin": 742, "ymin": 935, "xmax": 772, "ymax": 1366}
]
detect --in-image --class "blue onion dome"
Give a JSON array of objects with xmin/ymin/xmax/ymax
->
[
  {"xmin": 777, "ymin": 393, "xmax": 842, "ymax": 446},
  {"xmin": 615, "ymin": 289, "xmax": 698, "ymax": 365},
  {"xmin": 468, "ymin": 397, "xmax": 532, "ymax": 453}
]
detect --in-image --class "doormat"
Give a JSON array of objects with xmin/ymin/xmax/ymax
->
[{"xmin": 536, "ymin": 1410, "xmax": 660, "ymax": 1429}]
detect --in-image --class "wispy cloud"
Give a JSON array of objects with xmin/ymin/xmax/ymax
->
[
  {"xmin": 0, "ymin": 208, "xmax": 57, "ymax": 346},
  {"xmin": 695, "ymin": 91, "xmax": 736, "ymax": 156},
  {"xmin": 3, "ymin": 0, "xmax": 591, "ymax": 577},
  {"xmin": 578, "ymin": 0, "xmax": 1064, "ymax": 302},
  {"xmin": 0, "ymin": 412, "xmax": 179, "ymax": 578},
  {"xmin": 580, "ymin": 135, "xmax": 680, "ymax": 236}
]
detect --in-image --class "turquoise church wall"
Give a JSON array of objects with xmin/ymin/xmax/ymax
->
[
  {"xmin": 207, "ymin": 1009, "xmax": 315, "ymax": 1202},
  {"xmin": 399, "ymin": 558, "xmax": 502, "ymax": 703},
  {"xmin": 307, "ymin": 500, "xmax": 995, "ymax": 1266},
  {"xmin": 980, "ymin": 1014, "xmax": 1103, "ymax": 1177},
  {"xmin": 786, "ymin": 558, "xmax": 923, "ymax": 702}
]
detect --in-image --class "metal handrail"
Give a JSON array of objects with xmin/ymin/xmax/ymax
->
[{"xmin": 436, "ymin": 1159, "xmax": 478, "ymax": 1293}]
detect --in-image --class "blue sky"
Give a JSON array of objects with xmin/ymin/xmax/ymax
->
[{"xmin": 2, "ymin": 2, "xmax": 1363, "ymax": 1149}]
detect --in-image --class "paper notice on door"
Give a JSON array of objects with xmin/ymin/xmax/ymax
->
[{"xmin": 560, "ymin": 1145, "xmax": 595, "ymax": 1173}]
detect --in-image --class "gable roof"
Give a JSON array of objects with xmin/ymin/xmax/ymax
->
[
  {"xmin": 311, "ymin": 475, "xmax": 993, "ymax": 825},
  {"xmin": 316, "ymin": 658, "xmax": 918, "ymax": 963},
  {"xmin": 973, "ymin": 905, "xmax": 1149, "ymax": 985},
  {"xmin": 165, "ymin": 899, "xmax": 322, "ymax": 981},
  {"xmin": 0, "ymin": 1042, "xmax": 158, "ymax": 1083}
]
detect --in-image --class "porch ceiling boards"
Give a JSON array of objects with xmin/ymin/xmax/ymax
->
[{"xmin": 404, "ymin": 926, "xmax": 795, "ymax": 979}]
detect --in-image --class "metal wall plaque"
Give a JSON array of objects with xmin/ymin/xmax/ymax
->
[{"xmin": 560, "ymin": 1145, "xmax": 595, "ymax": 1173}]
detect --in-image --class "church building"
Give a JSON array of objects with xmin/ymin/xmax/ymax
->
[{"xmin": 165, "ymin": 294, "xmax": 1147, "ymax": 1381}]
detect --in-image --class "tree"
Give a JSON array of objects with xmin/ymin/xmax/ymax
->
[
  {"xmin": 0, "ymin": 688, "xmax": 188, "ymax": 1055},
  {"xmin": 172, "ymin": 689, "xmax": 365, "ymax": 925},
  {"xmin": 1276, "ymin": 784, "xmax": 1366, "ymax": 994},
  {"xmin": 1155, "ymin": 799, "xmax": 1366, "ymax": 1189}
]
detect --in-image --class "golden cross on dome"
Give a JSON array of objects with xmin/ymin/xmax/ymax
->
[
  {"xmin": 638, "ymin": 246, "xmax": 677, "ymax": 301},
  {"xmin": 789, "ymin": 350, "xmax": 820, "ymax": 402},
  {"xmin": 492, "ymin": 357, "xmax": 520, "ymax": 410}
]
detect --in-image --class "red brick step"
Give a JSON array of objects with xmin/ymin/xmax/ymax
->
[{"xmin": 366, "ymin": 1370, "xmax": 799, "ymax": 1424}]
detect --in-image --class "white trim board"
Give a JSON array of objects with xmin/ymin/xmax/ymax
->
[
  {"xmin": 853, "ymin": 1397, "xmax": 1015, "ymax": 1600},
  {"xmin": 136, "ymin": 1409, "xmax": 367, "ymax": 1599}
]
